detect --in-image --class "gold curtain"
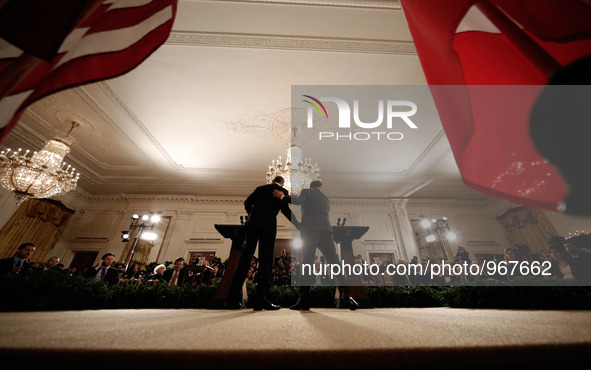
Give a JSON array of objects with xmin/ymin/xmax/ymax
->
[
  {"xmin": 496, "ymin": 207, "xmax": 557, "ymax": 255},
  {"xmin": 0, "ymin": 199, "xmax": 74, "ymax": 262},
  {"xmin": 121, "ymin": 237, "xmax": 152, "ymax": 266},
  {"xmin": 422, "ymin": 243, "xmax": 447, "ymax": 263}
]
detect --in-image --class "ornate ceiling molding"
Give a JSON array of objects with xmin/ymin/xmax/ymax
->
[
  {"xmin": 405, "ymin": 198, "xmax": 497, "ymax": 209},
  {"xmin": 166, "ymin": 31, "xmax": 416, "ymax": 55},
  {"xmin": 93, "ymin": 83, "xmax": 179, "ymax": 168},
  {"xmin": 74, "ymin": 193, "xmax": 497, "ymax": 212},
  {"xmin": 331, "ymin": 198, "xmax": 391, "ymax": 207},
  {"xmin": 198, "ymin": 0, "xmax": 402, "ymax": 10},
  {"xmin": 224, "ymin": 114, "xmax": 277, "ymax": 142},
  {"xmin": 224, "ymin": 108, "xmax": 317, "ymax": 146}
]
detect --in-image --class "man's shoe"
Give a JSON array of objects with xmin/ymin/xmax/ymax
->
[
  {"xmin": 289, "ymin": 300, "xmax": 310, "ymax": 311},
  {"xmin": 253, "ymin": 298, "xmax": 281, "ymax": 311},
  {"xmin": 224, "ymin": 301, "xmax": 245, "ymax": 310},
  {"xmin": 347, "ymin": 297, "xmax": 359, "ymax": 311}
]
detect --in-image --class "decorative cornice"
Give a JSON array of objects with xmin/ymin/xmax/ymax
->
[
  {"xmin": 405, "ymin": 198, "xmax": 497, "ymax": 209},
  {"xmin": 331, "ymin": 198, "xmax": 391, "ymax": 207},
  {"xmin": 196, "ymin": 0, "xmax": 402, "ymax": 10},
  {"xmin": 77, "ymin": 193, "xmax": 503, "ymax": 209},
  {"xmin": 166, "ymin": 31, "xmax": 416, "ymax": 55},
  {"xmin": 83, "ymin": 194, "xmax": 246, "ymax": 204},
  {"xmin": 185, "ymin": 238, "xmax": 223, "ymax": 244}
]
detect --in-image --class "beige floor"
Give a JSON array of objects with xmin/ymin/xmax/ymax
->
[{"xmin": 1, "ymin": 307, "xmax": 590, "ymax": 369}]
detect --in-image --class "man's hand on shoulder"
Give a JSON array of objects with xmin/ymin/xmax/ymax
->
[{"xmin": 272, "ymin": 189, "xmax": 284, "ymax": 199}]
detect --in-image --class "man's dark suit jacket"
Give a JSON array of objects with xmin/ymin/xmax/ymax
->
[
  {"xmin": 283, "ymin": 188, "xmax": 331, "ymax": 233},
  {"xmin": 0, "ymin": 257, "xmax": 34, "ymax": 275},
  {"xmin": 83, "ymin": 266, "xmax": 120, "ymax": 285},
  {"xmin": 160, "ymin": 268, "xmax": 187, "ymax": 287},
  {"xmin": 244, "ymin": 182, "xmax": 291, "ymax": 230}
]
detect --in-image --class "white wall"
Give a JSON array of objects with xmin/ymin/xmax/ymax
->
[{"xmin": 2, "ymin": 187, "xmax": 591, "ymax": 267}]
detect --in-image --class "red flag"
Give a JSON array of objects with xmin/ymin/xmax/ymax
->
[
  {"xmin": 401, "ymin": 0, "xmax": 591, "ymax": 214},
  {"xmin": 0, "ymin": 0, "xmax": 178, "ymax": 144}
]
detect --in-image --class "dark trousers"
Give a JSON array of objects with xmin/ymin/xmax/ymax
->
[
  {"xmin": 298, "ymin": 231, "xmax": 350, "ymax": 299},
  {"xmin": 228, "ymin": 226, "xmax": 276, "ymax": 303}
]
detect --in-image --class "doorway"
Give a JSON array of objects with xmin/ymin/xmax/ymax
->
[{"xmin": 70, "ymin": 251, "xmax": 98, "ymax": 275}]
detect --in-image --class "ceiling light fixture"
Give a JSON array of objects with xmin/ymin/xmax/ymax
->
[
  {"xmin": 0, "ymin": 121, "xmax": 80, "ymax": 205},
  {"xmin": 266, "ymin": 129, "xmax": 320, "ymax": 195}
]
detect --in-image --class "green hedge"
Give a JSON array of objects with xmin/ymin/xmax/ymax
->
[{"xmin": 1, "ymin": 270, "xmax": 590, "ymax": 311}]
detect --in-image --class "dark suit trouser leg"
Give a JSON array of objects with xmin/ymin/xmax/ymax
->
[
  {"xmin": 294, "ymin": 232, "xmax": 324, "ymax": 303},
  {"xmin": 299, "ymin": 232, "xmax": 321, "ymax": 287},
  {"xmin": 316, "ymin": 232, "xmax": 352, "ymax": 299},
  {"xmin": 254, "ymin": 229, "xmax": 276, "ymax": 300},
  {"xmin": 227, "ymin": 228, "xmax": 260, "ymax": 304}
]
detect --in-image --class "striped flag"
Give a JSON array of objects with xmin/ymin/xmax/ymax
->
[
  {"xmin": 0, "ymin": 0, "xmax": 178, "ymax": 144},
  {"xmin": 401, "ymin": 0, "xmax": 591, "ymax": 214}
]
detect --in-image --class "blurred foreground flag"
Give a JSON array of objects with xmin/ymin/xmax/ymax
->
[
  {"xmin": 401, "ymin": 0, "xmax": 591, "ymax": 215},
  {"xmin": 0, "ymin": 0, "xmax": 178, "ymax": 143}
]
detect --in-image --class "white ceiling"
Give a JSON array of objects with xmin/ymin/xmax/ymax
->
[{"xmin": 2, "ymin": 0, "xmax": 489, "ymax": 202}]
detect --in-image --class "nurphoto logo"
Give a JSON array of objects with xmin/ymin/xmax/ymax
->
[{"xmin": 302, "ymin": 94, "xmax": 418, "ymax": 141}]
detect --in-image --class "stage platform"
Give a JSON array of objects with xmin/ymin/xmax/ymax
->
[{"xmin": 1, "ymin": 307, "xmax": 590, "ymax": 369}]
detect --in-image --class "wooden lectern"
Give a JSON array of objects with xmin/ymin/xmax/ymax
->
[
  {"xmin": 208, "ymin": 223, "xmax": 372, "ymax": 309},
  {"xmin": 333, "ymin": 225, "xmax": 373, "ymax": 309},
  {"xmin": 208, "ymin": 224, "xmax": 246, "ymax": 308}
]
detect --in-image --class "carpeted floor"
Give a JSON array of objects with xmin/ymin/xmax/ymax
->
[{"xmin": 1, "ymin": 307, "xmax": 590, "ymax": 369}]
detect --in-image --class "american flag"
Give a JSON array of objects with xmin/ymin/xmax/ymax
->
[
  {"xmin": 401, "ymin": 0, "xmax": 591, "ymax": 214},
  {"xmin": 0, "ymin": 0, "xmax": 178, "ymax": 144}
]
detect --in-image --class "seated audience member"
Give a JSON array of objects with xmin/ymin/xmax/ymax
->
[
  {"xmin": 125, "ymin": 263, "xmax": 142, "ymax": 280},
  {"xmin": 392, "ymin": 259, "xmax": 412, "ymax": 286},
  {"xmin": 246, "ymin": 266, "xmax": 256, "ymax": 282},
  {"xmin": 472, "ymin": 257, "xmax": 489, "ymax": 279},
  {"xmin": 537, "ymin": 249, "xmax": 553, "ymax": 263},
  {"xmin": 83, "ymin": 253, "xmax": 120, "ymax": 285},
  {"xmin": 549, "ymin": 235, "xmax": 567, "ymax": 249},
  {"xmin": 209, "ymin": 257, "xmax": 224, "ymax": 278},
  {"xmin": 515, "ymin": 244, "xmax": 533, "ymax": 262},
  {"xmin": 504, "ymin": 246, "xmax": 536, "ymax": 278},
  {"xmin": 161, "ymin": 257, "xmax": 187, "ymax": 287},
  {"xmin": 573, "ymin": 233, "xmax": 591, "ymax": 252},
  {"xmin": 455, "ymin": 246, "xmax": 471, "ymax": 264},
  {"xmin": 149, "ymin": 264, "xmax": 166, "ymax": 281},
  {"xmin": 504, "ymin": 247, "xmax": 525, "ymax": 262},
  {"xmin": 39, "ymin": 256, "xmax": 61, "ymax": 272},
  {"xmin": 564, "ymin": 238, "xmax": 591, "ymax": 284},
  {"xmin": 115, "ymin": 263, "xmax": 126, "ymax": 277},
  {"xmin": 548, "ymin": 244, "xmax": 577, "ymax": 283},
  {"xmin": 0, "ymin": 243, "xmax": 36, "ymax": 276},
  {"xmin": 209, "ymin": 264, "xmax": 220, "ymax": 283}
]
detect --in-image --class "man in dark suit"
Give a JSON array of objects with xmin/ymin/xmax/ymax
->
[
  {"xmin": 83, "ymin": 252, "xmax": 120, "ymax": 285},
  {"xmin": 226, "ymin": 176, "xmax": 293, "ymax": 310},
  {"xmin": 160, "ymin": 257, "xmax": 188, "ymax": 287},
  {"xmin": 274, "ymin": 180, "xmax": 357, "ymax": 310},
  {"xmin": 0, "ymin": 242, "xmax": 36, "ymax": 276}
]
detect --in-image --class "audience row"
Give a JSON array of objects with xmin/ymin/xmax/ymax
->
[{"xmin": 1, "ymin": 234, "xmax": 590, "ymax": 287}]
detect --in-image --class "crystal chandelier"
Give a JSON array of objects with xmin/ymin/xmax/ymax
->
[
  {"xmin": 266, "ymin": 144, "xmax": 320, "ymax": 195},
  {"xmin": 0, "ymin": 122, "xmax": 80, "ymax": 205}
]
